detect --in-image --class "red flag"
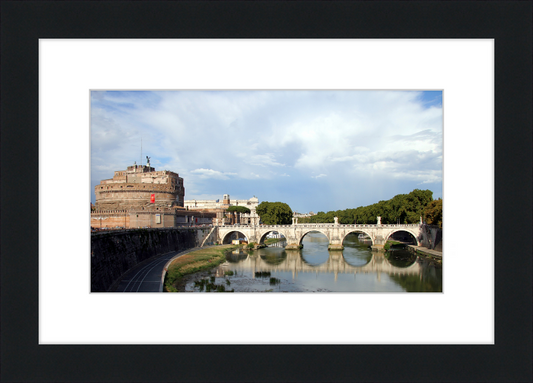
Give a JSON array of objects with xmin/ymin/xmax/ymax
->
[{"xmin": 150, "ymin": 194, "xmax": 155, "ymax": 203}]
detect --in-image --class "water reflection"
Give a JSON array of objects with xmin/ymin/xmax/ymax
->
[
  {"xmin": 266, "ymin": 240, "xmax": 287, "ymax": 248},
  {"xmin": 342, "ymin": 233, "xmax": 373, "ymax": 267},
  {"xmin": 186, "ymin": 232, "xmax": 442, "ymax": 292},
  {"xmin": 226, "ymin": 249, "xmax": 249, "ymax": 263},
  {"xmin": 386, "ymin": 248, "xmax": 418, "ymax": 268},
  {"xmin": 259, "ymin": 252, "xmax": 287, "ymax": 265}
]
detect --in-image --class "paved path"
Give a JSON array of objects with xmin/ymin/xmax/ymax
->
[
  {"xmin": 408, "ymin": 245, "xmax": 442, "ymax": 258},
  {"xmin": 114, "ymin": 246, "xmax": 205, "ymax": 292}
]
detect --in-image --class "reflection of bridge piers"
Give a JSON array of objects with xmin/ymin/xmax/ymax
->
[{"xmin": 226, "ymin": 248, "xmax": 421, "ymax": 281}]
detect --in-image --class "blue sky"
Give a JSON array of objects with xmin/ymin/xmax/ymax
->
[{"xmin": 91, "ymin": 90, "xmax": 442, "ymax": 213}]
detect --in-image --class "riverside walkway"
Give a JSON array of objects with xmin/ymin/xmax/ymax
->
[{"xmin": 407, "ymin": 245, "xmax": 442, "ymax": 259}]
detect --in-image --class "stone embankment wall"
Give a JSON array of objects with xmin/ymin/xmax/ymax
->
[
  {"xmin": 418, "ymin": 224, "xmax": 442, "ymax": 251},
  {"xmin": 91, "ymin": 227, "xmax": 211, "ymax": 292},
  {"xmin": 199, "ymin": 226, "xmax": 218, "ymax": 246}
]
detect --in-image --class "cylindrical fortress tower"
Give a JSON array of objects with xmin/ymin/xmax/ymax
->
[{"xmin": 94, "ymin": 164, "xmax": 184, "ymax": 210}]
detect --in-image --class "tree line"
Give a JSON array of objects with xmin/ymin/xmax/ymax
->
[{"xmin": 298, "ymin": 189, "xmax": 442, "ymax": 227}]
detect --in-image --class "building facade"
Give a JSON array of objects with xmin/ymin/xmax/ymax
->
[
  {"xmin": 293, "ymin": 212, "xmax": 316, "ymax": 218},
  {"xmin": 90, "ymin": 207, "xmax": 215, "ymax": 229},
  {"xmin": 184, "ymin": 194, "xmax": 258, "ymax": 212},
  {"xmin": 184, "ymin": 194, "xmax": 261, "ymax": 226}
]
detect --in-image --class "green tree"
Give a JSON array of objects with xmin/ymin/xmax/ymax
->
[
  {"xmin": 403, "ymin": 189, "xmax": 433, "ymax": 223},
  {"xmin": 423, "ymin": 198, "xmax": 442, "ymax": 227},
  {"xmin": 256, "ymin": 202, "xmax": 293, "ymax": 225},
  {"xmin": 226, "ymin": 206, "xmax": 251, "ymax": 214}
]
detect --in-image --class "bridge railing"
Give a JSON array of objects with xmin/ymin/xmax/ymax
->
[
  {"xmin": 216, "ymin": 223, "xmax": 421, "ymax": 229},
  {"xmin": 337, "ymin": 223, "xmax": 421, "ymax": 228}
]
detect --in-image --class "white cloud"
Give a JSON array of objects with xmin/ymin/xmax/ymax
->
[
  {"xmin": 190, "ymin": 168, "xmax": 237, "ymax": 180},
  {"xmin": 240, "ymin": 153, "xmax": 285, "ymax": 167}
]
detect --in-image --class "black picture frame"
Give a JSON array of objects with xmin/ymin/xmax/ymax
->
[{"xmin": 1, "ymin": 1, "xmax": 531, "ymax": 382}]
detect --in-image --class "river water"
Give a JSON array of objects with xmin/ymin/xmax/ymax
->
[{"xmin": 184, "ymin": 232, "xmax": 442, "ymax": 292}]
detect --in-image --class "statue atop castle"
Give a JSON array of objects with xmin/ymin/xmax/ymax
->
[{"xmin": 146, "ymin": 156, "xmax": 150, "ymax": 167}]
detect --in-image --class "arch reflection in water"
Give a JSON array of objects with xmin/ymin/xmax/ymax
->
[
  {"xmin": 342, "ymin": 232, "xmax": 373, "ymax": 267},
  {"xmin": 300, "ymin": 231, "xmax": 330, "ymax": 266},
  {"xmin": 191, "ymin": 232, "xmax": 442, "ymax": 292}
]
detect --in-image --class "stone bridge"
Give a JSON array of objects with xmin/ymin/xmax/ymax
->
[
  {"xmin": 223, "ymin": 248, "xmax": 422, "ymax": 281},
  {"xmin": 217, "ymin": 220, "xmax": 422, "ymax": 250}
]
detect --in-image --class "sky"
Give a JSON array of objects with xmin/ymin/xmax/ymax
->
[{"xmin": 90, "ymin": 90, "xmax": 442, "ymax": 213}]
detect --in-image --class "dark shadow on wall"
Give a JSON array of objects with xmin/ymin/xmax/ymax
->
[
  {"xmin": 418, "ymin": 224, "xmax": 442, "ymax": 251},
  {"xmin": 90, "ymin": 228, "xmax": 197, "ymax": 292}
]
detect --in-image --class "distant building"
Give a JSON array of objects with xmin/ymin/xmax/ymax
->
[
  {"xmin": 293, "ymin": 212, "xmax": 315, "ymax": 218},
  {"xmin": 184, "ymin": 194, "xmax": 261, "ymax": 226},
  {"xmin": 184, "ymin": 194, "xmax": 259, "ymax": 213}
]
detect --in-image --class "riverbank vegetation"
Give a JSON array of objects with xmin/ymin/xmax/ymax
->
[
  {"xmin": 164, "ymin": 245, "xmax": 237, "ymax": 292},
  {"xmin": 299, "ymin": 189, "xmax": 439, "ymax": 225},
  {"xmin": 193, "ymin": 277, "xmax": 234, "ymax": 292},
  {"xmin": 422, "ymin": 198, "xmax": 442, "ymax": 227},
  {"xmin": 384, "ymin": 240, "xmax": 403, "ymax": 251}
]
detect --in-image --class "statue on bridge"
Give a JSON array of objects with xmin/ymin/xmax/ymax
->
[{"xmin": 334, "ymin": 216, "xmax": 338, "ymax": 225}]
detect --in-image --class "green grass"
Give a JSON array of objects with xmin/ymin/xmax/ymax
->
[{"xmin": 164, "ymin": 245, "xmax": 237, "ymax": 292}]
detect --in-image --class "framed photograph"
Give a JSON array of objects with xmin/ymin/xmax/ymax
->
[
  {"xmin": 89, "ymin": 88, "xmax": 444, "ymax": 294},
  {"xmin": 2, "ymin": 1, "xmax": 531, "ymax": 382}
]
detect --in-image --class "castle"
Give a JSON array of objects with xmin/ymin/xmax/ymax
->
[
  {"xmin": 91, "ymin": 160, "xmax": 214, "ymax": 229},
  {"xmin": 91, "ymin": 159, "xmax": 259, "ymax": 229},
  {"xmin": 94, "ymin": 161, "xmax": 185, "ymax": 210}
]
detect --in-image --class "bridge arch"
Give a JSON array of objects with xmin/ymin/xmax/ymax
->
[
  {"xmin": 221, "ymin": 230, "xmax": 249, "ymax": 244},
  {"xmin": 298, "ymin": 229, "xmax": 331, "ymax": 246},
  {"xmin": 340, "ymin": 230, "xmax": 374, "ymax": 246},
  {"xmin": 257, "ymin": 229, "xmax": 289, "ymax": 245},
  {"xmin": 385, "ymin": 229, "xmax": 420, "ymax": 246}
]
